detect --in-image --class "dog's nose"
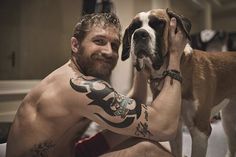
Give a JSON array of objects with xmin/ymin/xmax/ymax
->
[{"xmin": 133, "ymin": 29, "xmax": 149, "ymax": 41}]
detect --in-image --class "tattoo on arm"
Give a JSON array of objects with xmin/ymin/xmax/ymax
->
[
  {"xmin": 70, "ymin": 76, "xmax": 142, "ymax": 128},
  {"xmin": 30, "ymin": 140, "xmax": 55, "ymax": 157},
  {"xmin": 135, "ymin": 122, "xmax": 153, "ymax": 138},
  {"xmin": 135, "ymin": 104, "xmax": 153, "ymax": 138}
]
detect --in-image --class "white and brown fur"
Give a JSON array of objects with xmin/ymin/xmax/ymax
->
[{"xmin": 121, "ymin": 8, "xmax": 236, "ymax": 157}]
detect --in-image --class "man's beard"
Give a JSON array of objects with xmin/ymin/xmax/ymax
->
[{"xmin": 76, "ymin": 47, "xmax": 117, "ymax": 82}]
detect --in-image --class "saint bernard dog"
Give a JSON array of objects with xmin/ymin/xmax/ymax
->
[{"xmin": 121, "ymin": 8, "xmax": 236, "ymax": 157}]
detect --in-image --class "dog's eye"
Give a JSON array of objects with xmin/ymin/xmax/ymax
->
[
  {"xmin": 149, "ymin": 18, "xmax": 165, "ymax": 30},
  {"xmin": 129, "ymin": 20, "xmax": 142, "ymax": 33}
]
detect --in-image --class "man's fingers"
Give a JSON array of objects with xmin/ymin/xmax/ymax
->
[{"xmin": 170, "ymin": 17, "xmax": 177, "ymax": 36}]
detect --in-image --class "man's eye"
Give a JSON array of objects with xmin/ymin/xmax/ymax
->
[{"xmin": 94, "ymin": 39, "xmax": 106, "ymax": 45}]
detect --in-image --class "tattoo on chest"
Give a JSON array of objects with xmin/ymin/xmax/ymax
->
[
  {"xmin": 30, "ymin": 140, "xmax": 55, "ymax": 157},
  {"xmin": 70, "ymin": 76, "xmax": 142, "ymax": 128}
]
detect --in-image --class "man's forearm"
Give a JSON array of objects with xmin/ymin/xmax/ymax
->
[
  {"xmin": 127, "ymin": 70, "xmax": 148, "ymax": 104},
  {"xmin": 149, "ymin": 53, "xmax": 182, "ymax": 140},
  {"xmin": 167, "ymin": 53, "xmax": 181, "ymax": 71}
]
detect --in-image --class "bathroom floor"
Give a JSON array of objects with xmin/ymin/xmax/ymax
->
[{"xmin": 182, "ymin": 121, "xmax": 228, "ymax": 157}]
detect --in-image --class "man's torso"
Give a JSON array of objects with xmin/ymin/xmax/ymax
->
[{"xmin": 6, "ymin": 60, "xmax": 91, "ymax": 157}]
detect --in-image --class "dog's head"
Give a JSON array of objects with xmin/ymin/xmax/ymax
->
[{"xmin": 121, "ymin": 8, "xmax": 191, "ymax": 72}]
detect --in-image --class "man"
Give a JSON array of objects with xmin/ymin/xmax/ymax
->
[{"xmin": 6, "ymin": 12, "xmax": 187, "ymax": 157}]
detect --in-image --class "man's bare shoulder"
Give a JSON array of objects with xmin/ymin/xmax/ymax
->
[
  {"xmin": 20, "ymin": 61, "xmax": 80, "ymax": 110},
  {"xmin": 70, "ymin": 75, "xmax": 112, "ymax": 93},
  {"xmin": 69, "ymin": 75, "xmax": 112, "ymax": 104},
  {"xmin": 29, "ymin": 61, "xmax": 78, "ymax": 97}
]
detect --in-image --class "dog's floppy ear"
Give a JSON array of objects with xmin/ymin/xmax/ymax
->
[
  {"xmin": 121, "ymin": 27, "xmax": 131, "ymax": 61},
  {"xmin": 166, "ymin": 8, "xmax": 192, "ymax": 40}
]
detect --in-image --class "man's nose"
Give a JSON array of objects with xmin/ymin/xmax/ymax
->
[{"xmin": 102, "ymin": 43, "xmax": 113, "ymax": 55}]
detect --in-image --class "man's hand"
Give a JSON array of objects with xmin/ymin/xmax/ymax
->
[{"xmin": 168, "ymin": 17, "xmax": 188, "ymax": 61}]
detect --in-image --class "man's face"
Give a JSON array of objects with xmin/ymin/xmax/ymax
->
[{"xmin": 76, "ymin": 25, "xmax": 120, "ymax": 81}]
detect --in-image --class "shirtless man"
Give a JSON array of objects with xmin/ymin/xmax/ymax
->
[{"xmin": 6, "ymin": 12, "xmax": 187, "ymax": 157}]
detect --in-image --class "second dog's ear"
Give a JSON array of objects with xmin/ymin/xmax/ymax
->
[
  {"xmin": 121, "ymin": 27, "xmax": 131, "ymax": 61},
  {"xmin": 166, "ymin": 8, "xmax": 192, "ymax": 40}
]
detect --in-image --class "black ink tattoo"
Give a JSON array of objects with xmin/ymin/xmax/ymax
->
[
  {"xmin": 142, "ymin": 104, "xmax": 148, "ymax": 121},
  {"xmin": 135, "ymin": 122, "xmax": 153, "ymax": 138},
  {"xmin": 134, "ymin": 103, "xmax": 152, "ymax": 138},
  {"xmin": 70, "ymin": 76, "xmax": 142, "ymax": 128},
  {"xmin": 144, "ymin": 110, "xmax": 148, "ymax": 121},
  {"xmin": 30, "ymin": 140, "xmax": 55, "ymax": 157}
]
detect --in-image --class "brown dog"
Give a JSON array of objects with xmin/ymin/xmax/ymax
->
[{"xmin": 121, "ymin": 8, "xmax": 236, "ymax": 157}]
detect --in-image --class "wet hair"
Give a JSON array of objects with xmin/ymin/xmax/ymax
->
[{"xmin": 73, "ymin": 12, "xmax": 122, "ymax": 43}]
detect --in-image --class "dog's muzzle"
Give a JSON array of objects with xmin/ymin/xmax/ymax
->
[
  {"xmin": 133, "ymin": 29, "xmax": 164, "ymax": 71},
  {"xmin": 133, "ymin": 29, "xmax": 151, "ymax": 58}
]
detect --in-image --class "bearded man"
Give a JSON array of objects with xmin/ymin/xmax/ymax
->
[{"xmin": 6, "ymin": 13, "xmax": 187, "ymax": 157}]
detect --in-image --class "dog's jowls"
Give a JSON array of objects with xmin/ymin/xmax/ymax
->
[{"xmin": 122, "ymin": 8, "xmax": 236, "ymax": 157}]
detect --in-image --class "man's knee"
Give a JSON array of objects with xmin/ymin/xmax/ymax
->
[
  {"xmin": 101, "ymin": 140, "xmax": 174, "ymax": 157},
  {"xmin": 135, "ymin": 141, "xmax": 174, "ymax": 157}
]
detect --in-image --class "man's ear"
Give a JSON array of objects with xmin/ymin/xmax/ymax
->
[
  {"xmin": 71, "ymin": 37, "xmax": 79, "ymax": 53},
  {"xmin": 166, "ymin": 8, "xmax": 192, "ymax": 41}
]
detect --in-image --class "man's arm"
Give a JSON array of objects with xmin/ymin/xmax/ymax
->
[
  {"xmin": 145, "ymin": 17, "xmax": 187, "ymax": 140},
  {"xmin": 98, "ymin": 70, "xmax": 148, "ymax": 148},
  {"xmin": 127, "ymin": 70, "xmax": 148, "ymax": 105},
  {"xmin": 74, "ymin": 71, "xmax": 148, "ymax": 157}
]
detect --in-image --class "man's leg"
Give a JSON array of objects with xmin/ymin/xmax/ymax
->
[{"xmin": 101, "ymin": 137, "xmax": 174, "ymax": 157}]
